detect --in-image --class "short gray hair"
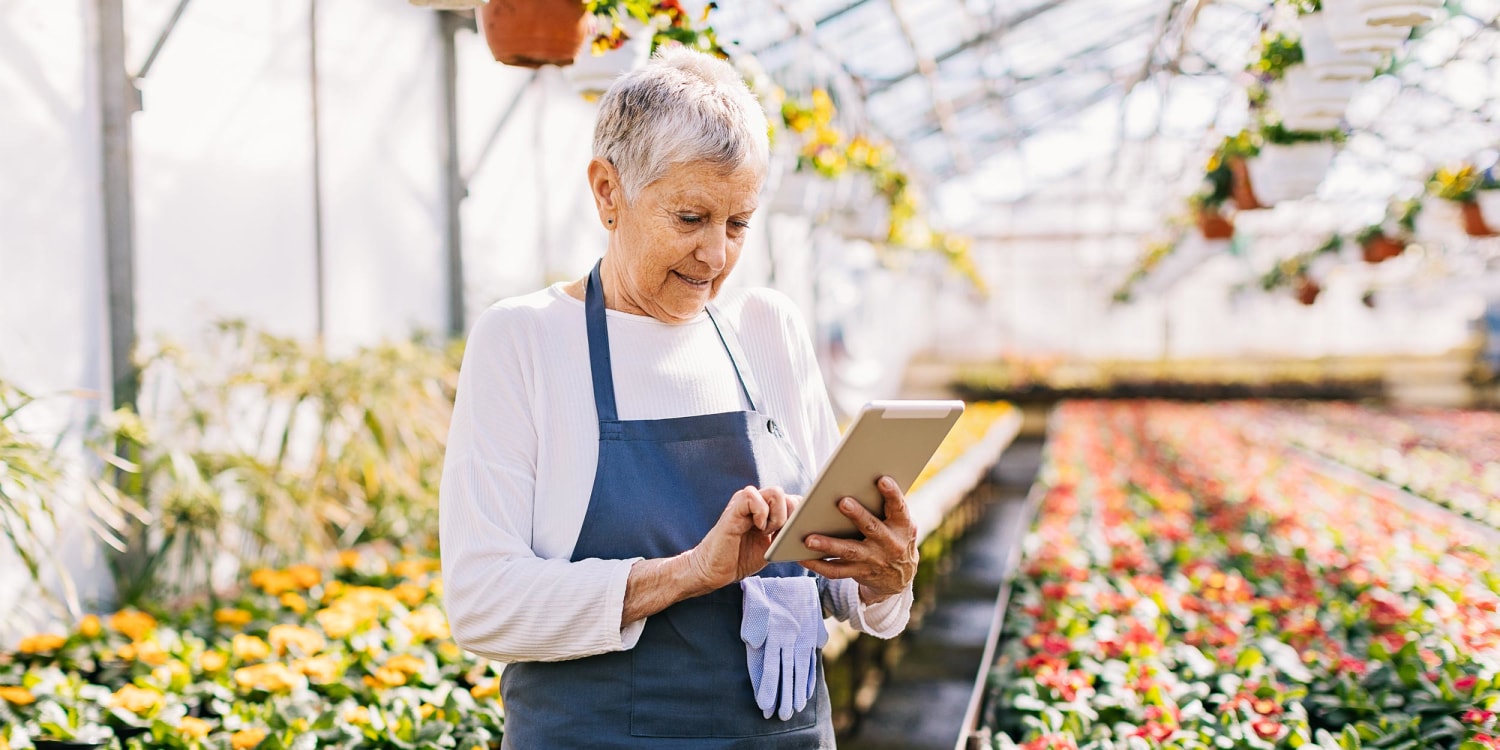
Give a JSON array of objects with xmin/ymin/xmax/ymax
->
[{"xmin": 593, "ymin": 48, "xmax": 770, "ymax": 202}]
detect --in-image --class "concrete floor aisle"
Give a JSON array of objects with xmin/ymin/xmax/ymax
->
[{"xmin": 841, "ymin": 437, "xmax": 1044, "ymax": 750}]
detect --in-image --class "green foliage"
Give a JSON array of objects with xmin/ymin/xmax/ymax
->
[
  {"xmin": 1251, "ymin": 32, "xmax": 1306, "ymax": 80},
  {"xmin": 1261, "ymin": 121, "xmax": 1347, "ymax": 145}
]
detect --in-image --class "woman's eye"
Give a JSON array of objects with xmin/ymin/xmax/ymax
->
[
  {"xmin": 678, "ymin": 214, "xmax": 702, "ymax": 225},
  {"xmin": 729, "ymin": 220, "xmax": 751, "ymax": 233}
]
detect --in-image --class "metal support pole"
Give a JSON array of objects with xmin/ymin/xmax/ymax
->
[
  {"xmin": 439, "ymin": 12, "xmax": 466, "ymax": 337},
  {"xmin": 309, "ymin": 0, "xmax": 327, "ymax": 339},
  {"xmin": 96, "ymin": 0, "xmax": 139, "ymax": 411}
]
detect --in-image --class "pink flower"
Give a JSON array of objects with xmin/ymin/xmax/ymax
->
[
  {"xmin": 1464, "ymin": 709, "xmax": 1495, "ymax": 724},
  {"xmin": 1455, "ymin": 675, "xmax": 1479, "ymax": 692}
]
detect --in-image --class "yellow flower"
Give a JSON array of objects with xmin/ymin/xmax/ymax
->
[
  {"xmin": 334, "ymin": 586, "xmax": 399, "ymax": 611},
  {"xmin": 78, "ymin": 614, "xmax": 102, "ymax": 638},
  {"xmin": 131, "ymin": 639, "xmax": 170, "ymax": 667},
  {"xmin": 290, "ymin": 654, "xmax": 341, "ymax": 684},
  {"xmin": 0, "ymin": 686, "xmax": 36, "ymax": 705},
  {"xmin": 393, "ymin": 558, "xmax": 432, "ymax": 580},
  {"xmin": 268, "ymin": 624, "xmax": 324, "ymax": 657},
  {"xmin": 18, "ymin": 633, "xmax": 66, "ymax": 653},
  {"xmin": 343, "ymin": 705, "xmax": 371, "ymax": 725},
  {"xmin": 279, "ymin": 592, "xmax": 307, "ymax": 614},
  {"xmin": 152, "ymin": 661, "xmax": 191, "ymax": 690},
  {"xmin": 109, "ymin": 610, "xmax": 158, "ymax": 641},
  {"xmin": 232, "ymin": 634, "xmax": 271, "ymax": 662},
  {"xmin": 178, "ymin": 716, "xmax": 213, "ymax": 739},
  {"xmin": 315, "ymin": 607, "xmax": 360, "ymax": 640},
  {"xmin": 230, "ymin": 728, "xmax": 267, "ymax": 750},
  {"xmin": 363, "ymin": 666, "xmax": 407, "ymax": 689},
  {"xmin": 285, "ymin": 564, "xmax": 321, "ymax": 589},
  {"xmin": 200, "ymin": 651, "xmax": 229, "ymax": 672},
  {"xmin": 233, "ymin": 662, "xmax": 304, "ymax": 694},
  {"xmin": 470, "ymin": 678, "xmax": 500, "ymax": 700},
  {"xmin": 110, "ymin": 684, "xmax": 164, "ymax": 716},
  {"xmin": 214, "ymin": 608, "xmax": 253, "ymax": 628},
  {"xmin": 428, "ymin": 577, "xmax": 444, "ymax": 598},
  {"xmin": 437, "ymin": 641, "xmax": 462, "ymax": 662},
  {"xmin": 392, "ymin": 583, "xmax": 427, "ymax": 608},
  {"xmin": 384, "ymin": 653, "xmax": 426, "ymax": 676},
  {"xmin": 404, "ymin": 607, "xmax": 450, "ymax": 642},
  {"xmin": 337, "ymin": 549, "xmax": 361, "ymax": 569},
  {"xmin": 419, "ymin": 703, "xmax": 439, "ymax": 719}
]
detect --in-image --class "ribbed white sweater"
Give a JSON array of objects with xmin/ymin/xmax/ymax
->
[{"xmin": 440, "ymin": 283, "xmax": 913, "ymax": 664}]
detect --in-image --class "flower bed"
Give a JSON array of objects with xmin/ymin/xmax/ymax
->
[
  {"xmin": 1221, "ymin": 403, "xmax": 1500, "ymax": 529},
  {"xmin": 978, "ymin": 401, "xmax": 1500, "ymax": 750},
  {"xmin": 0, "ymin": 550, "xmax": 504, "ymax": 749}
]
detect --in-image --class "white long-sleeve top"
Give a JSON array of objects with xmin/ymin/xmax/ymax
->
[{"xmin": 440, "ymin": 283, "xmax": 913, "ymax": 664}]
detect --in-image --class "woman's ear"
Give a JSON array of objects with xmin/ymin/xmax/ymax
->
[{"xmin": 588, "ymin": 157, "xmax": 623, "ymax": 230}]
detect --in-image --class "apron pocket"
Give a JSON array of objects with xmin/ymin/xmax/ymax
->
[{"xmin": 628, "ymin": 597, "xmax": 819, "ymax": 738}]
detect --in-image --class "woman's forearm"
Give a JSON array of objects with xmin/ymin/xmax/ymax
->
[{"xmin": 622, "ymin": 552, "xmax": 714, "ymax": 626}]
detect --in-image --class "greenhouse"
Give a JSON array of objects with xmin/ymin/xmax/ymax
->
[{"xmin": 1, "ymin": 0, "xmax": 1499, "ymax": 748}]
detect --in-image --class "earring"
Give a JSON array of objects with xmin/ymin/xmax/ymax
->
[{"xmin": 607, "ymin": 218, "xmax": 614, "ymax": 225}]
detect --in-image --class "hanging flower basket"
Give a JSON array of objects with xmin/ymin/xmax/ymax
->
[
  {"xmin": 1295, "ymin": 276, "xmax": 1322, "ymax": 305},
  {"xmin": 1196, "ymin": 206, "xmax": 1235, "ymax": 239},
  {"xmin": 1360, "ymin": 0, "xmax": 1443, "ymax": 28},
  {"xmin": 1471, "ymin": 190, "xmax": 1500, "ymax": 237},
  {"xmin": 1245, "ymin": 142, "xmax": 1336, "ymax": 206},
  {"xmin": 1228, "ymin": 156, "xmax": 1262, "ymax": 211},
  {"xmin": 564, "ymin": 17, "xmax": 652, "ymax": 98},
  {"xmin": 1324, "ymin": 0, "xmax": 1409, "ymax": 53},
  {"xmin": 1359, "ymin": 233, "xmax": 1406, "ymax": 263},
  {"xmin": 1269, "ymin": 66, "xmax": 1360, "ymax": 130},
  {"xmin": 1298, "ymin": 12, "xmax": 1384, "ymax": 79},
  {"xmin": 1461, "ymin": 200, "xmax": 1497, "ymax": 237},
  {"xmin": 480, "ymin": 0, "xmax": 589, "ymax": 68}
]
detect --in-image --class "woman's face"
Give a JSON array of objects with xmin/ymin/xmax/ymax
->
[{"xmin": 592, "ymin": 158, "xmax": 763, "ymax": 324}]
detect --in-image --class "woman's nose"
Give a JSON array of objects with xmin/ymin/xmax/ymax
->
[{"xmin": 695, "ymin": 223, "xmax": 729, "ymax": 269}]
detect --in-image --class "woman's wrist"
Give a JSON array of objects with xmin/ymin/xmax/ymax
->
[
  {"xmin": 621, "ymin": 552, "xmax": 716, "ymax": 627},
  {"xmin": 858, "ymin": 583, "xmax": 895, "ymax": 606}
]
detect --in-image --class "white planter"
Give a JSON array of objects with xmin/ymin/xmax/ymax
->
[
  {"xmin": 1270, "ymin": 66, "xmax": 1361, "ymax": 117},
  {"xmin": 1245, "ymin": 142, "xmax": 1336, "ymax": 205},
  {"xmin": 1298, "ymin": 13, "xmax": 1384, "ymax": 79},
  {"xmin": 564, "ymin": 19, "xmax": 651, "ymax": 98},
  {"xmin": 1360, "ymin": 0, "xmax": 1443, "ymax": 27},
  {"xmin": 1280, "ymin": 111, "xmax": 1344, "ymax": 131},
  {"xmin": 1324, "ymin": 0, "xmax": 1410, "ymax": 53}
]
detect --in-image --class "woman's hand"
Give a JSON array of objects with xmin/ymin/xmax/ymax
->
[
  {"xmin": 798, "ymin": 477, "xmax": 918, "ymax": 604},
  {"xmin": 686, "ymin": 486, "xmax": 799, "ymax": 592}
]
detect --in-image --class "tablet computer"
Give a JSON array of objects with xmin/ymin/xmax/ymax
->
[{"xmin": 764, "ymin": 400, "xmax": 965, "ymax": 563}]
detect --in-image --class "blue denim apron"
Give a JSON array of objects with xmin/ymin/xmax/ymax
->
[{"xmin": 499, "ymin": 262, "xmax": 836, "ymax": 748}]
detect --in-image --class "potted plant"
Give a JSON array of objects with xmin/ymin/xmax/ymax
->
[
  {"xmin": 564, "ymin": 12, "xmax": 652, "ymax": 98},
  {"xmin": 1245, "ymin": 122, "xmax": 1343, "ymax": 205},
  {"xmin": 1190, "ymin": 157, "xmax": 1235, "ymax": 239},
  {"xmin": 1215, "ymin": 131, "xmax": 1263, "ymax": 210},
  {"xmin": 1294, "ymin": 0, "xmax": 1385, "ymax": 80},
  {"xmin": 1430, "ymin": 164, "xmax": 1500, "ymax": 238},
  {"xmin": 1251, "ymin": 32, "xmax": 1359, "ymax": 132},
  {"xmin": 1323, "ymin": 0, "xmax": 1416, "ymax": 53},
  {"xmin": 1356, "ymin": 224, "xmax": 1407, "ymax": 263},
  {"xmin": 1359, "ymin": 0, "xmax": 1444, "ymax": 28},
  {"xmin": 479, "ymin": 0, "xmax": 590, "ymax": 68}
]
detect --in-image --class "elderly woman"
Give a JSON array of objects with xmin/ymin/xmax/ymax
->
[{"xmin": 440, "ymin": 48, "xmax": 916, "ymax": 748}]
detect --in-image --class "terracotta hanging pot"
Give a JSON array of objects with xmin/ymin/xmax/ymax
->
[
  {"xmin": 1228, "ymin": 157, "xmax": 1262, "ymax": 211},
  {"xmin": 1360, "ymin": 234, "xmax": 1406, "ymax": 263},
  {"xmin": 1196, "ymin": 206, "xmax": 1235, "ymax": 240},
  {"xmin": 480, "ymin": 0, "xmax": 589, "ymax": 68},
  {"xmin": 1460, "ymin": 200, "xmax": 1497, "ymax": 238},
  {"xmin": 1295, "ymin": 277, "xmax": 1322, "ymax": 306}
]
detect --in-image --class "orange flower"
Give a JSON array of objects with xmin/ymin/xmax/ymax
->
[
  {"xmin": 392, "ymin": 583, "xmax": 427, "ymax": 608},
  {"xmin": 337, "ymin": 549, "xmax": 361, "ymax": 569},
  {"xmin": 232, "ymin": 634, "xmax": 270, "ymax": 662},
  {"xmin": 110, "ymin": 684, "xmax": 164, "ymax": 716},
  {"xmin": 18, "ymin": 633, "xmax": 66, "ymax": 653},
  {"xmin": 178, "ymin": 716, "xmax": 213, "ymax": 739},
  {"xmin": 290, "ymin": 654, "xmax": 341, "ymax": 684},
  {"xmin": 0, "ymin": 686, "xmax": 36, "ymax": 705},
  {"xmin": 109, "ymin": 610, "xmax": 158, "ymax": 641},
  {"xmin": 470, "ymin": 678, "xmax": 500, "ymax": 700},
  {"xmin": 384, "ymin": 653, "xmax": 426, "ymax": 676},
  {"xmin": 405, "ymin": 607, "xmax": 450, "ymax": 642},
  {"xmin": 230, "ymin": 728, "xmax": 267, "ymax": 750},
  {"xmin": 214, "ymin": 608, "xmax": 253, "ymax": 628},
  {"xmin": 77, "ymin": 614, "xmax": 103, "ymax": 639},
  {"xmin": 315, "ymin": 607, "xmax": 360, "ymax": 640},
  {"xmin": 343, "ymin": 705, "xmax": 371, "ymax": 725},
  {"xmin": 394, "ymin": 559, "xmax": 432, "ymax": 580},
  {"xmin": 130, "ymin": 639, "xmax": 170, "ymax": 666},
  {"xmin": 363, "ymin": 666, "xmax": 407, "ymax": 689},
  {"xmin": 200, "ymin": 650, "xmax": 229, "ymax": 672},
  {"xmin": 268, "ymin": 624, "xmax": 324, "ymax": 656},
  {"xmin": 285, "ymin": 564, "xmax": 321, "ymax": 589},
  {"xmin": 233, "ymin": 662, "xmax": 304, "ymax": 694},
  {"xmin": 279, "ymin": 592, "xmax": 307, "ymax": 614}
]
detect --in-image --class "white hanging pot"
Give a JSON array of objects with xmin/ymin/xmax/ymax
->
[
  {"xmin": 1280, "ymin": 111, "xmax": 1344, "ymax": 131},
  {"xmin": 565, "ymin": 18, "xmax": 652, "ymax": 98},
  {"xmin": 1298, "ymin": 12, "xmax": 1384, "ymax": 79},
  {"xmin": 1245, "ymin": 142, "xmax": 1336, "ymax": 205},
  {"xmin": 1324, "ymin": 0, "xmax": 1409, "ymax": 53},
  {"xmin": 1271, "ymin": 65, "xmax": 1361, "ymax": 117},
  {"xmin": 1359, "ymin": 0, "xmax": 1443, "ymax": 27}
]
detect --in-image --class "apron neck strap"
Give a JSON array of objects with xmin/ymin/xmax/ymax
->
[{"xmin": 584, "ymin": 260, "xmax": 763, "ymax": 422}]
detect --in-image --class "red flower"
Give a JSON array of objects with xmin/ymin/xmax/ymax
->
[
  {"xmin": 1464, "ymin": 709, "xmax": 1495, "ymax": 724},
  {"xmin": 1252, "ymin": 718, "xmax": 1285, "ymax": 740},
  {"xmin": 1134, "ymin": 721, "xmax": 1176, "ymax": 742},
  {"xmin": 1021, "ymin": 733, "xmax": 1078, "ymax": 750},
  {"xmin": 1251, "ymin": 698, "xmax": 1282, "ymax": 716},
  {"xmin": 1455, "ymin": 675, "xmax": 1479, "ymax": 692},
  {"xmin": 1473, "ymin": 734, "xmax": 1500, "ymax": 749}
]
